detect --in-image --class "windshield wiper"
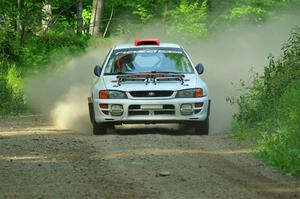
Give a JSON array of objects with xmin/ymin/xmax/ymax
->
[
  {"xmin": 106, "ymin": 71, "xmax": 183, "ymax": 75},
  {"xmin": 151, "ymin": 71, "xmax": 182, "ymax": 74},
  {"xmin": 104, "ymin": 72, "xmax": 135, "ymax": 75}
]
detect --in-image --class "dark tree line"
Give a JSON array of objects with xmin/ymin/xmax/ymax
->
[{"xmin": 1, "ymin": 0, "xmax": 298, "ymax": 46}]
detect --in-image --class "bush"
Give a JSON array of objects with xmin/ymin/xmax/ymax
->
[
  {"xmin": 0, "ymin": 62, "xmax": 26, "ymax": 115},
  {"xmin": 227, "ymin": 6, "xmax": 268, "ymax": 23},
  {"xmin": 257, "ymin": 80, "xmax": 300, "ymax": 175},
  {"xmin": 232, "ymin": 27, "xmax": 300, "ymax": 175},
  {"xmin": 225, "ymin": 0, "xmax": 299, "ymax": 23},
  {"xmin": 166, "ymin": 0, "xmax": 208, "ymax": 41},
  {"xmin": 33, "ymin": 32, "xmax": 90, "ymax": 50}
]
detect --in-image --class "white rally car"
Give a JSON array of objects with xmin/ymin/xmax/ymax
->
[{"xmin": 88, "ymin": 38, "xmax": 211, "ymax": 135}]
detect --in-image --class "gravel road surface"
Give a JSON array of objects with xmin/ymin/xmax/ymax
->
[{"xmin": 0, "ymin": 116, "xmax": 299, "ymax": 199}]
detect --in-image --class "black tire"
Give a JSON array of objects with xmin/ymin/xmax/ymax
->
[
  {"xmin": 88, "ymin": 100, "xmax": 94, "ymax": 123},
  {"xmin": 93, "ymin": 122, "xmax": 108, "ymax": 135},
  {"xmin": 194, "ymin": 117, "xmax": 209, "ymax": 135},
  {"xmin": 88, "ymin": 100, "xmax": 108, "ymax": 135}
]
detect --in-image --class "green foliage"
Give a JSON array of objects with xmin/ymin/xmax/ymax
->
[
  {"xmin": 167, "ymin": 1, "xmax": 208, "ymax": 41},
  {"xmin": 0, "ymin": 30, "xmax": 90, "ymax": 115},
  {"xmin": 6, "ymin": 65, "xmax": 23, "ymax": 101},
  {"xmin": 232, "ymin": 27, "xmax": 300, "ymax": 175},
  {"xmin": 0, "ymin": 32, "xmax": 21, "ymax": 61},
  {"xmin": 0, "ymin": 61, "xmax": 26, "ymax": 115},
  {"xmin": 0, "ymin": 61, "xmax": 11, "ymax": 115},
  {"xmin": 0, "ymin": 0, "xmax": 299, "ymax": 121},
  {"xmin": 103, "ymin": 0, "xmax": 299, "ymax": 38},
  {"xmin": 133, "ymin": 4, "xmax": 153, "ymax": 23},
  {"xmin": 82, "ymin": 6, "xmax": 92, "ymax": 29},
  {"xmin": 227, "ymin": 6, "xmax": 267, "ymax": 22},
  {"xmin": 34, "ymin": 31, "xmax": 90, "ymax": 50},
  {"xmin": 257, "ymin": 80, "xmax": 300, "ymax": 175},
  {"xmin": 225, "ymin": 0, "xmax": 293, "ymax": 23}
]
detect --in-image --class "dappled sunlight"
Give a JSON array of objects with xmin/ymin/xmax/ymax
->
[
  {"xmin": 0, "ymin": 126, "xmax": 71, "ymax": 137},
  {"xmin": 253, "ymin": 186, "xmax": 300, "ymax": 193},
  {"xmin": 231, "ymin": 182, "xmax": 300, "ymax": 198},
  {"xmin": 0, "ymin": 155, "xmax": 55, "ymax": 163},
  {"xmin": 91, "ymin": 148, "xmax": 251, "ymax": 160}
]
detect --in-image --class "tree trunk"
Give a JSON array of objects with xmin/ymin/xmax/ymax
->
[
  {"xmin": 89, "ymin": 0, "xmax": 103, "ymax": 37},
  {"xmin": 20, "ymin": 21, "xmax": 26, "ymax": 46},
  {"xmin": 17, "ymin": 0, "xmax": 26, "ymax": 46},
  {"xmin": 16, "ymin": 0, "xmax": 21, "ymax": 33},
  {"xmin": 76, "ymin": 0, "xmax": 83, "ymax": 34},
  {"xmin": 162, "ymin": 0, "xmax": 168, "ymax": 34},
  {"xmin": 42, "ymin": 3, "xmax": 52, "ymax": 31},
  {"xmin": 102, "ymin": 6, "xmax": 113, "ymax": 38},
  {"xmin": 163, "ymin": 0, "xmax": 168, "ymax": 23}
]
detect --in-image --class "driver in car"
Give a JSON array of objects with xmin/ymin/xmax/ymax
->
[{"xmin": 115, "ymin": 54, "xmax": 136, "ymax": 73}]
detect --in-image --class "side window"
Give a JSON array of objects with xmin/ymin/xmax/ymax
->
[
  {"xmin": 105, "ymin": 58, "xmax": 115, "ymax": 73},
  {"xmin": 101, "ymin": 48, "xmax": 113, "ymax": 68}
]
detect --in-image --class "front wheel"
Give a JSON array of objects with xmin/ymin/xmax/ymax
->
[
  {"xmin": 89, "ymin": 100, "xmax": 108, "ymax": 135},
  {"xmin": 194, "ymin": 117, "xmax": 209, "ymax": 135},
  {"xmin": 93, "ymin": 122, "xmax": 108, "ymax": 135}
]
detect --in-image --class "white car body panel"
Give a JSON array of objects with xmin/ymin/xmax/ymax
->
[{"xmin": 89, "ymin": 42, "xmax": 210, "ymax": 125}]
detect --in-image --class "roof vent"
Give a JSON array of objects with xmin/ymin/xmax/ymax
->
[{"xmin": 134, "ymin": 38, "xmax": 160, "ymax": 46}]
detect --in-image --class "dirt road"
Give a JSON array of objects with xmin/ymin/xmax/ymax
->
[{"xmin": 0, "ymin": 116, "xmax": 299, "ymax": 199}]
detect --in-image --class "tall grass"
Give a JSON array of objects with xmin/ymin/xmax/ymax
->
[{"xmin": 232, "ymin": 27, "xmax": 300, "ymax": 175}]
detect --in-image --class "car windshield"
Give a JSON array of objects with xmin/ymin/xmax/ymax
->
[{"xmin": 104, "ymin": 49, "xmax": 194, "ymax": 75}]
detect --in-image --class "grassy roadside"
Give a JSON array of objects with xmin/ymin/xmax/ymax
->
[{"xmin": 231, "ymin": 27, "xmax": 300, "ymax": 176}]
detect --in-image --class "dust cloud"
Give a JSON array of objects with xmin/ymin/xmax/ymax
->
[
  {"xmin": 188, "ymin": 16, "xmax": 300, "ymax": 132},
  {"xmin": 24, "ymin": 13, "xmax": 299, "ymax": 134},
  {"xmin": 24, "ymin": 43, "xmax": 114, "ymax": 132}
]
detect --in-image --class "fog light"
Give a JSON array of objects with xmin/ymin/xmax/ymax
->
[
  {"xmin": 102, "ymin": 110, "xmax": 109, "ymax": 115},
  {"xmin": 194, "ymin": 109, "xmax": 201, "ymax": 114},
  {"xmin": 111, "ymin": 104, "xmax": 123, "ymax": 116},
  {"xmin": 180, "ymin": 104, "xmax": 193, "ymax": 115},
  {"xmin": 195, "ymin": 102, "xmax": 203, "ymax": 107},
  {"xmin": 100, "ymin": 104, "xmax": 109, "ymax": 109}
]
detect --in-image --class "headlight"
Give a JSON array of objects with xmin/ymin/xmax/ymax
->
[
  {"xmin": 99, "ymin": 90, "xmax": 127, "ymax": 99},
  {"xmin": 176, "ymin": 88, "xmax": 204, "ymax": 98}
]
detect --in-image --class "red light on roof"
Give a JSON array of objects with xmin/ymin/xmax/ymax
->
[{"xmin": 134, "ymin": 38, "xmax": 160, "ymax": 46}]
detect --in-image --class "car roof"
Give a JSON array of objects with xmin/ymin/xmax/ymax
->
[{"xmin": 114, "ymin": 43, "xmax": 182, "ymax": 50}]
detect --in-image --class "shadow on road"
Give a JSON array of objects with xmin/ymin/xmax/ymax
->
[{"xmin": 108, "ymin": 124, "xmax": 201, "ymax": 136}]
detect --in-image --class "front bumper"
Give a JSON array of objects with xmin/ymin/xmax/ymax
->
[{"xmin": 90, "ymin": 97, "xmax": 210, "ymax": 124}]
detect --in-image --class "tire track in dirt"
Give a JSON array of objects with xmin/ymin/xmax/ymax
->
[{"xmin": 208, "ymin": 157, "xmax": 299, "ymax": 199}]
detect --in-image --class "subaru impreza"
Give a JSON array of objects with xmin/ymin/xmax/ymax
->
[{"xmin": 88, "ymin": 38, "xmax": 211, "ymax": 135}]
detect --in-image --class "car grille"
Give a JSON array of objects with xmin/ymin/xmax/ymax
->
[
  {"xmin": 129, "ymin": 90, "xmax": 174, "ymax": 98},
  {"xmin": 128, "ymin": 104, "xmax": 175, "ymax": 116}
]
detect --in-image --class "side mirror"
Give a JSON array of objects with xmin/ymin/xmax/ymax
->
[
  {"xmin": 195, "ymin": 63, "xmax": 204, "ymax": 75},
  {"xmin": 94, "ymin": 65, "xmax": 102, "ymax": 77}
]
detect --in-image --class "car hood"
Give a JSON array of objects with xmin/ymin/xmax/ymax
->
[{"xmin": 102, "ymin": 74, "xmax": 200, "ymax": 91}]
